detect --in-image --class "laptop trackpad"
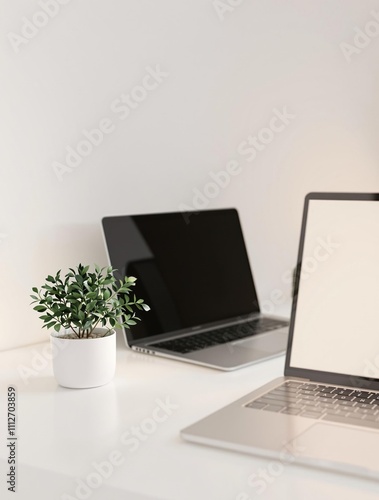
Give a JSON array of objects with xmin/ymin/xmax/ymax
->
[
  {"xmin": 236, "ymin": 330, "xmax": 288, "ymax": 353},
  {"xmin": 295, "ymin": 422, "xmax": 379, "ymax": 475}
]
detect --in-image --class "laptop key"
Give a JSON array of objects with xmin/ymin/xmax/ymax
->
[
  {"xmin": 337, "ymin": 405, "xmax": 353, "ymax": 412},
  {"xmin": 355, "ymin": 408, "xmax": 377, "ymax": 415},
  {"xmin": 303, "ymin": 405, "xmax": 324, "ymax": 413},
  {"xmin": 260, "ymin": 394, "xmax": 296, "ymax": 404},
  {"xmin": 337, "ymin": 400, "xmax": 356, "ymax": 407},
  {"xmin": 299, "ymin": 390, "xmax": 320, "ymax": 397},
  {"xmin": 246, "ymin": 402, "xmax": 267, "ymax": 410},
  {"xmin": 318, "ymin": 402, "xmax": 337, "ymax": 409},
  {"xmin": 256, "ymin": 398, "xmax": 280, "ymax": 405},
  {"xmin": 301, "ymin": 399, "xmax": 320, "ymax": 406},
  {"xmin": 319, "ymin": 387, "xmax": 335, "ymax": 393},
  {"xmin": 265, "ymin": 405, "xmax": 285, "ymax": 412},
  {"xmin": 303, "ymin": 383, "xmax": 321, "ymax": 390},
  {"xmin": 286, "ymin": 403, "xmax": 304, "ymax": 410},
  {"xmin": 335, "ymin": 395, "xmax": 355, "ymax": 401},
  {"xmin": 282, "ymin": 408, "xmax": 302, "ymax": 415},
  {"xmin": 334, "ymin": 389, "xmax": 354, "ymax": 396},
  {"xmin": 364, "ymin": 413, "xmax": 379, "ymax": 421},
  {"xmin": 275, "ymin": 388, "xmax": 299, "ymax": 396},
  {"xmin": 266, "ymin": 389, "xmax": 295, "ymax": 397},
  {"xmin": 346, "ymin": 412, "xmax": 365, "ymax": 419},
  {"xmin": 324, "ymin": 408, "xmax": 341, "ymax": 415},
  {"xmin": 354, "ymin": 403, "xmax": 372, "ymax": 409},
  {"xmin": 352, "ymin": 391, "xmax": 374, "ymax": 399},
  {"xmin": 301, "ymin": 395, "xmax": 319, "ymax": 401}
]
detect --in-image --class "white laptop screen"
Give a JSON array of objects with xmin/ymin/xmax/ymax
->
[{"xmin": 289, "ymin": 198, "xmax": 379, "ymax": 379}]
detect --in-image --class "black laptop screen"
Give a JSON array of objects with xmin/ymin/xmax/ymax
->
[{"xmin": 102, "ymin": 209, "xmax": 260, "ymax": 342}]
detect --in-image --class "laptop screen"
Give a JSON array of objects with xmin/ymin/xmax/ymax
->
[
  {"xmin": 102, "ymin": 209, "xmax": 260, "ymax": 343},
  {"xmin": 287, "ymin": 194, "xmax": 379, "ymax": 383}
]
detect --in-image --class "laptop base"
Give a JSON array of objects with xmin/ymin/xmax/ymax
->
[
  {"xmin": 181, "ymin": 376, "xmax": 379, "ymax": 479},
  {"xmin": 132, "ymin": 326, "xmax": 289, "ymax": 371}
]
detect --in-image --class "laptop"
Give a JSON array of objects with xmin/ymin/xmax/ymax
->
[
  {"xmin": 181, "ymin": 193, "xmax": 379, "ymax": 479},
  {"xmin": 101, "ymin": 208, "xmax": 289, "ymax": 370}
]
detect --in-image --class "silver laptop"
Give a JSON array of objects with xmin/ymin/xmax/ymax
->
[
  {"xmin": 181, "ymin": 193, "xmax": 379, "ymax": 479},
  {"xmin": 102, "ymin": 208, "xmax": 288, "ymax": 370}
]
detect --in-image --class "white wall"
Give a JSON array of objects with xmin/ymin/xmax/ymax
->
[{"xmin": 1, "ymin": 0, "xmax": 379, "ymax": 351}]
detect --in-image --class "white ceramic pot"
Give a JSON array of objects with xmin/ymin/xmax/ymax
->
[{"xmin": 50, "ymin": 328, "xmax": 116, "ymax": 389}]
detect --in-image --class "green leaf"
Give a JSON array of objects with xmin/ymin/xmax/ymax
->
[
  {"xmin": 75, "ymin": 274, "xmax": 84, "ymax": 285},
  {"xmin": 33, "ymin": 305, "xmax": 47, "ymax": 312},
  {"xmin": 31, "ymin": 264, "xmax": 149, "ymax": 339},
  {"xmin": 82, "ymin": 320, "xmax": 93, "ymax": 330},
  {"xmin": 102, "ymin": 278, "xmax": 113, "ymax": 285},
  {"xmin": 39, "ymin": 314, "xmax": 52, "ymax": 321}
]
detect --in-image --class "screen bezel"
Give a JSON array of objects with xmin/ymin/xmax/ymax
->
[{"xmin": 284, "ymin": 192, "xmax": 379, "ymax": 391}]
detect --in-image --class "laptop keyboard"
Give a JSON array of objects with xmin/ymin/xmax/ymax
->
[
  {"xmin": 149, "ymin": 318, "xmax": 288, "ymax": 354},
  {"xmin": 246, "ymin": 381, "xmax": 379, "ymax": 430}
]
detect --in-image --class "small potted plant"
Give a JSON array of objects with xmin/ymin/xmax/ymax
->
[{"xmin": 30, "ymin": 264, "xmax": 149, "ymax": 389}]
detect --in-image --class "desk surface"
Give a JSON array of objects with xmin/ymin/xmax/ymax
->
[{"xmin": 1, "ymin": 329, "xmax": 379, "ymax": 500}]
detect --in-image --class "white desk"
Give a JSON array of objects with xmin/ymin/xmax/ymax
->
[{"xmin": 1, "ymin": 332, "xmax": 379, "ymax": 500}]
